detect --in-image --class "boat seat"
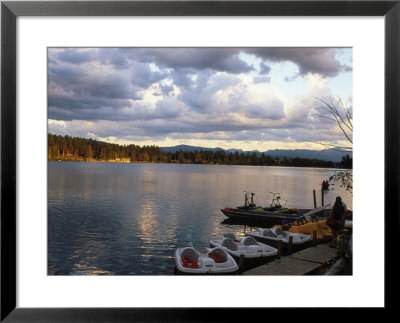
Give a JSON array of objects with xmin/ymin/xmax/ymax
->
[
  {"xmin": 273, "ymin": 228, "xmax": 285, "ymax": 236},
  {"xmin": 208, "ymin": 248, "xmax": 228, "ymax": 263},
  {"xmin": 262, "ymin": 229, "xmax": 277, "ymax": 238},
  {"xmin": 181, "ymin": 248, "xmax": 199, "ymax": 260},
  {"xmin": 221, "ymin": 238, "xmax": 238, "ymax": 251},
  {"xmin": 243, "ymin": 236, "xmax": 258, "ymax": 246},
  {"xmin": 223, "ymin": 233, "xmax": 238, "ymax": 241}
]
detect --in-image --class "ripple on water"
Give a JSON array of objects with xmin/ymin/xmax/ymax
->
[{"xmin": 48, "ymin": 162, "xmax": 352, "ymax": 275}]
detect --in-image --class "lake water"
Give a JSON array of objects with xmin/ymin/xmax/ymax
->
[{"xmin": 48, "ymin": 162, "xmax": 352, "ymax": 275}]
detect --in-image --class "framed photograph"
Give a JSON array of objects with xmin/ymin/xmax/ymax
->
[{"xmin": 2, "ymin": 0, "xmax": 398, "ymax": 320}]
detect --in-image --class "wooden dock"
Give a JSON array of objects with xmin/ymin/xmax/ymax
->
[{"xmin": 242, "ymin": 242, "xmax": 337, "ymax": 275}]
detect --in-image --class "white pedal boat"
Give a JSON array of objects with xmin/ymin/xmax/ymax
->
[
  {"xmin": 209, "ymin": 235, "xmax": 277, "ymax": 259},
  {"xmin": 174, "ymin": 247, "xmax": 239, "ymax": 275},
  {"xmin": 245, "ymin": 227, "xmax": 312, "ymax": 247}
]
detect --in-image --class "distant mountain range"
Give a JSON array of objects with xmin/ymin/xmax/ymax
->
[{"xmin": 160, "ymin": 145, "xmax": 352, "ymax": 162}]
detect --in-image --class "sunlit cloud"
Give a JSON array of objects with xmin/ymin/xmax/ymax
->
[{"xmin": 48, "ymin": 47, "xmax": 352, "ymax": 150}]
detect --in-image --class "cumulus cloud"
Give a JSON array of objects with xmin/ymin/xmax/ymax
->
[
  {"xmin": 245, "ymin": 48, "xmax": 351, "ymax": 77},
  {"xmin": 284, "ymin": 74, "xmax": 299, "ymax": 82},
  {"xmin": 131, "ymin": 48, "xmax": 254, "ymax": 74},
  {"xmin": 48, "ymin": 47, "xmax": 352, "ymax": 148},
  {"xmin": 259, "ymin": 62, "xmax": 271, "ymax": 75},
  {"xmin": 253, "ymin": 76, "xmax": 271, "ymax": 84},
  {"xmin": 245, "ymin": 100, "xmax": 285, "ymax": 120}
]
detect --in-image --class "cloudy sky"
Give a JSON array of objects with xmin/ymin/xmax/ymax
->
[{"xmin": 48, "ymin": 47, "xmax": 352, "ymax": 151}]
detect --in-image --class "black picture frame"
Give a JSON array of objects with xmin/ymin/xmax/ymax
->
[{"xmin": 1, "ymin": 0, "xmax": 398, "ymax": 321}]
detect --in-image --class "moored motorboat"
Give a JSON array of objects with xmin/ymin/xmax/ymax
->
[
  {"xmin": 209, "ymin": 235, "xmax": 277, "ymax": 260},
  {"xmin": 221, "ymin": 191, "xmax": 300, "ymax": 225},
  {"xmin": 221, "ymin": 207, "xmax": 300, "ymax": 224},
  {"xmin": 245, "ymin": 227, "xmax": 312, "ymax": 250},
  {"xmin": 263, "ymin": 206, "xmax": 297, "ymax": 213},
  {"xmin": 174, "ymin": 246, "xmax": 239, "ymax": 275}
]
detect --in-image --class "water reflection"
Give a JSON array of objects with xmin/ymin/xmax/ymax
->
[{"xmin": 48, "ymin": 162, "xmax": 352, "ymax": 275}]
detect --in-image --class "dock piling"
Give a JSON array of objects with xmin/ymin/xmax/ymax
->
[
  {"xmin": 313, "ymin": 190, "xmax": 317, "ymax": 208},
  {"xmin": 288, "ymin": 236, "xmax": 293, "ymax": 254},
  {"xmin": 239, "ymin": 254, "xmax": 245, "ymax": 273},
  {"xmin": 277, "ymin": 240, "xmax": 282, "ymax": 259},
  {"xmin": 313, "ymin": 230, "xmax": 317, "ymax": 246}
]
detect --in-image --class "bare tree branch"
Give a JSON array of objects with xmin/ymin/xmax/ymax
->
[
  {"xmin": 312, "ymin": 96, "xmax": 353, "ymax": 194},
  {"xmin": 312, "ymin": 96, "xmax": 353, "ymax": 148}
]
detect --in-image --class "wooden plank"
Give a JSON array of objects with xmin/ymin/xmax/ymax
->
[
  {"xmin": 243, "ymin": 257, "xmax": 321, "ymax": 276},
  {"xmin": 288, "ymin": 244, "xmax": 336, "ymax": 264},
  {"xmin": 243, "ymin": 243, "xmax": 336, "ymax": 275}
]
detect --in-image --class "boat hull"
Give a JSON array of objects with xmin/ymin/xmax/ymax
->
[
  {"xmin": 221, "ymin": 208, "xmax": 300, "ymax": 225},
  {"xmin": 209, "ymin": 237, "xmax": 278, "ymax": 271},
  {"xmin": 230, "ymin": 252, "xmax": 277, "ymax": 271},
  {"xmin": 245, "ymin": 229, "xmax": 313, "ymax": 254},
  {"xmin": 209, "ymin": 239, "xmax": 277, "ymax": 259},
  {"xmin": 173, "ymin": 266, "xmax": 239, "ymax": 275},
  {"xmin": 248, "ymin": 236, "xmax": 312, "ymax": 253}
]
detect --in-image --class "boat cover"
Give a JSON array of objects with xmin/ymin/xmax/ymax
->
[{"xmin": 272, "ymin": 220, "xmax": 333, "ymax": 242}]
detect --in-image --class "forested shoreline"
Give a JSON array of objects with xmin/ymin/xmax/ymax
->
[{"xmin": 48, "ymin": 133, "xmax": 352, "ymax": 169}]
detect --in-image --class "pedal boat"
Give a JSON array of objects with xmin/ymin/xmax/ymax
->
[
  {"xmin": 174, "ymin": 247, "xmax": 238, "ymax": 275},
  {"xmin": 209, "ymin": 236, "xmax": 277, "ymax": 260},
  {"xmin": 245, "ymin": 227, "xmax": 312, "ymax": 249}
]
